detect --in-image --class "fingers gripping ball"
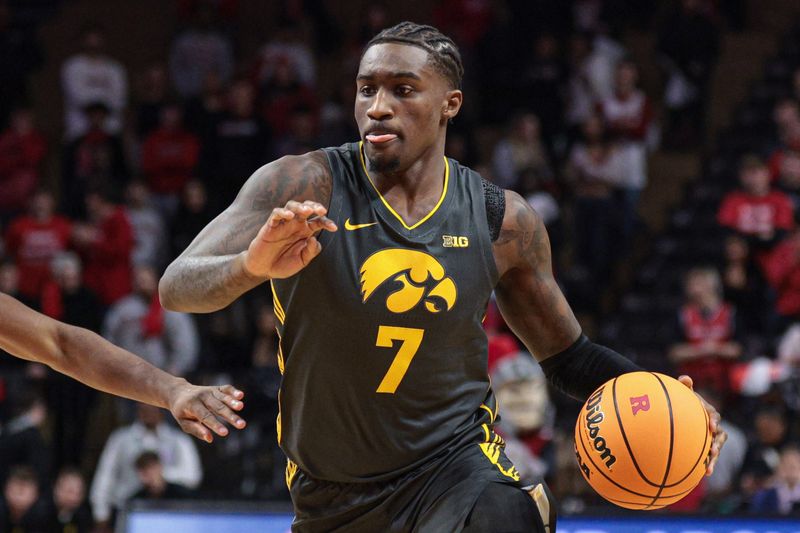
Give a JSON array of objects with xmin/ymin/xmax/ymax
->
[{"xmin": 573, "ymin": 372, "xmax": 712, "ymax": 510}]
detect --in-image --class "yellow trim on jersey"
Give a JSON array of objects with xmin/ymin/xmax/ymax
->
[
  {"xmin": 357, "ymin": 141, "xmax": 450, "ymax": 230},
  {"xmin": 275, "ymin": 328, "xmax": 285, "ymax": 375},
  {"xmin": 481, "ymin": 423, "xmax": 490, "ymax": 442},
  {"xmin": 285, "ymin": 459, "xmax": 298, "ymax": 489},
  {"xmin": 276, "ymin": 391, "xmax": 282, "ymax": 444},
  {"xmin": 479, "ymin": 442, "xmax": 520, "ymax": 481},
  {"xmin": 479, "ymin": 403, "xmax": 496, "ymax": 423},
  {"xmin": 271, "ymin": 283, "xmax": 286, "ymax": 447},
  {"xmin": 271, "ymin": 281, "xmax": 286, "ymax": 324},
  {"xmin": 278, "ymin": 340, "xmax": 286, "ymax": 376}
]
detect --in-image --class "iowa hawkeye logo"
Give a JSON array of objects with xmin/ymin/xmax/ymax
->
[{"xmin": 359, "ymin": 249, "xmax": 457, "ymax": 313}]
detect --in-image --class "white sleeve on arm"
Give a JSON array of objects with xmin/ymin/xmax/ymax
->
[
  {"xmin": 110, "ymin": 62, "xmax": 128, "ymax": 111},
  {"xmin": 61, "ymin": 58, "xmax": 81, "ymax": 104},
  {"xmin": 163, "ymin": 432, "xmax": 202, "ymax": 489},
  {"xmin": 164, "ymin": 311, "xmax": 199, "ymax": 376},
  {"xmin": 90, "ymin": 431, "xmax": 123, "ymax": 522},
  {"xmin": 101, "ymin": 303, "xmax": 122, "ymax": 344}
]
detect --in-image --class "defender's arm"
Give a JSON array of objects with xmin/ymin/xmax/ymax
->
[
  {"xmin": 0, "ymin": 292, "xmax": 244, "ymax": 442},
  {"xmin": 159, "ymin": 151, "xmax": 333, "ymax": 313}
]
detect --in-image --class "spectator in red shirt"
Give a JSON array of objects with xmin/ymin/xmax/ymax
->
[
  {"xmin": 433, "ymin": 0, "xmax": 492, "ymax": 50},
  {"xmin": 141, "ymin": 104, "xmax": 200, "ymax": 218},
  {"xmin": 668, "ymin": 267, "xmax": 743, "ymax": 396},
  {"xmin": 0, "ymin": 109, "xmax": 47, "ymax": 221},
  {"xmin": 483, "ymin": 299, "xmax": 522, "ymax": 373},
  {"xmin": 260, "ymin": 59, "xmax": 317, "ymax": 139},
  {"xmin": 762, "ymin": 229, "xmax": 800, "ymax": 323},
  {"xmin": 71, "ymin": 188, "xmax": 134, "ymax": 305},
  {"xmin": 718, "ymin": 155, "xmax": 795, "ymax": 251},
  {"xmin": 4, "ymin": 191, "xmax": 72, "ymax": 299}
]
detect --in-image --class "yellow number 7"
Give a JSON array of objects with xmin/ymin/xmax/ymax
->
[{"xmin": 375, "ymin": 325, "xmax": 425, "ymax": 394}]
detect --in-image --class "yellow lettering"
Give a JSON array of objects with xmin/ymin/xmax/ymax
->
[{"xmin": 375, "ymin": 325, "xmax": 425, "ymax": 393}]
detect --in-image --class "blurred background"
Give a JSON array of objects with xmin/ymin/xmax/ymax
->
[{"xmin": 2, "ymin": 0, "xmax": 800, "ymax": 531}]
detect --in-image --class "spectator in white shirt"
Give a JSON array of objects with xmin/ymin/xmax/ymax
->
[
  {"xmin": 61, "ymin": 26, "xmax": 128, "ymax": 140},
  {"xmin": 103, "ymin": 264, "xmax": 198, "ymax": 377},
  {"xmin": 89, "ymin": 403, "xmax": 201, "ymax": 528},
  {"xmin": 169, "ymin": 4, "xmax": 234, "ymax": 99},
  {"xmin": 567, "ymin": 112, "xmax": 627, "ymax": 287},
  {"xmin": 597, "ymin": 60, "xmax": 654, "ymax": 244},
  {"xmin": 255, "ymin": 24, "xmax": 316, "ymax": 90},
  {"xmin": 124, "ymin": 182, "xmax": 167, "ymax": 269},
  {"xmin": 491, "ymin": 113, "xmax": 553, "ymax": 190},
  {"xmin": 566, "ymin": 32, "xmax": 625, "ymax": 131}
]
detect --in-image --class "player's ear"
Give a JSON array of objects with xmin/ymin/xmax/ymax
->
[{"xmin": 442, "ymin": 89, "xmax": 462, "ymax": 123}]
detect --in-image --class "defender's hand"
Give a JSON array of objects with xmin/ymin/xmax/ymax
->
[
  {"xmin": 244, "ymin": 200, "xmax": 338, "ymax": 279},
  {"xmin": 677, "ymin": 375, "xmax": 728, "ymax": 475},
  {"xmin": 168, "ymin": 383, "xmax": 247, "ymax": 443}
]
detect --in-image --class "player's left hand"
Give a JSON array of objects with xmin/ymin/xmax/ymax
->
[
  {"xmin": 167, "ymin": 383, "xmax": 247, "ymax": 443},
  {"xmin": 678, "ymin": 375, "xmax": 727, "ymax": 476}
]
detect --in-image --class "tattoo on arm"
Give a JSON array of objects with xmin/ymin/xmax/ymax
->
[
  {"xmin": 493, "ymin": 191, "xmax": 582, "ymax": 360},
  {"xmin": 159, "ymin": 151, "xmax": 332, "ymax": 312}
]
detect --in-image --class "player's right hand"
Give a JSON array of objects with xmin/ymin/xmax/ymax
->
[{"xmin": 243, "ymin": 200, "xmax": 338, "ymax": 279}]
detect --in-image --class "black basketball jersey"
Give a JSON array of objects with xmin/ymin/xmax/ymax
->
[{"xmin": 272, "ymin": 142, "xmax": 506, "ymax": 483}]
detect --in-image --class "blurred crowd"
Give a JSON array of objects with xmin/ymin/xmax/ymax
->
[{"xmin": 1, "ymin": 0, "xmax": 800, "ymax": 531}]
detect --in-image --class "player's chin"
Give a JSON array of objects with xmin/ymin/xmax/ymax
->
[{"xmin": 365, "ymin": 149, "xmax": 402, "ymax": 173}]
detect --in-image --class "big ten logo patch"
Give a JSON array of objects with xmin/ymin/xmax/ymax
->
[
  {"xmin": 442, "ymin": 235, "xmax": 469, "ymax": 248},
  {"xmin": 630, "ymin": 395, "xmax": 651, "ymax": 416}
]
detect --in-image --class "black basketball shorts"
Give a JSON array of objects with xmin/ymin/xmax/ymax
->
[{"xmin": 288, "ymin": 438, "xmax": 555, "ymax": 532}]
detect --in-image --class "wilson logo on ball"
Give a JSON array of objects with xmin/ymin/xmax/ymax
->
[
  {"xmin": 630, "ymin": 395, "xmax": 651, "ymax": 416},
  {"xmin": 584, "ymin": 386, "xmax": 617, "ymax": 469}
]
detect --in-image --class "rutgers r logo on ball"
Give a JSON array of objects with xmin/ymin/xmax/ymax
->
[{"xmin": 630, "ymin": 395, "xmax": 651, "ymax": 416}]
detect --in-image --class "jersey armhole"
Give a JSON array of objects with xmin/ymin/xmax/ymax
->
[
  {"xmin": 317, "ymin": 148, "xmax": 342, "ymax": 249},
  {"xmin": 481, "ymin": 179, "xmax": 505, "ymax": 242}
]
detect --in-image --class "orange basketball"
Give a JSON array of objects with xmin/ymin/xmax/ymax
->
[{"xmin": 573, "ymin": 371, "xmax": 712, "ymax": 510}]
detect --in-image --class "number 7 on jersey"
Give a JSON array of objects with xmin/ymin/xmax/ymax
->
[{"xmin": 375, "ymin": 325, "xmax": 425, "ymax": 393}]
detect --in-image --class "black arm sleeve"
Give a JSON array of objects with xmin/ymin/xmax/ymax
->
[
  {"xmin": 539, "ymin": 335, "xmax": 642, "ymax": 402},
  {"xmin": 481, "ymin": 178, "xmax": 505, "ymax": 242}
]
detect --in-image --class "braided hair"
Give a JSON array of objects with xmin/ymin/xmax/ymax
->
[{"xmin": 363, "ymin": 22, "xmax": 464, "ymax": 89}]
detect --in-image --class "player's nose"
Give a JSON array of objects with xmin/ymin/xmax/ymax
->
[{"xmin": 366, "ymin": 88, "xmax": 394, "ymax": 121}]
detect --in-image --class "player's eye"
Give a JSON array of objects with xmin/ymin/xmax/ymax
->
[
  {"xmin": 395, "ymin": 86, "xmax": 414, "ymax": 97},
  {"xmin": 359, "ymin": 86, "xmax": 376, "ymax": 96}
]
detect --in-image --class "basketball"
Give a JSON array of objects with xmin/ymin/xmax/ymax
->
[{"xmin": 573, "ymin": 371, "xmax": 712, "ymax": 510}]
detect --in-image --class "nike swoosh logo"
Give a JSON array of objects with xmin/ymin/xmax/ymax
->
[{"xmin": 344, "ymin": 218, "xmax": 378, "ymax": 231}]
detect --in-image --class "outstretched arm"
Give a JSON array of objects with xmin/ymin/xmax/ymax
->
[
  {"xmin": 492, "ymin": 191, "xmax": 725, "ymax": 473},
  {"xmin": 0, "ymin": 292, "xmax": 245, "ymax": 443},
  {"xmin": 159, "ymin": 151, "xmax": 335, "ymax": 313}
]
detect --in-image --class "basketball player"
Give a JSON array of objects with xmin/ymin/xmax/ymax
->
[
  {"xmin": 0, "ymin": 292, "xmax": 245, "ymax": 443},
  {"xmin": 160, "ymin": 22, "xmax": 726, "ymax": 532}
]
